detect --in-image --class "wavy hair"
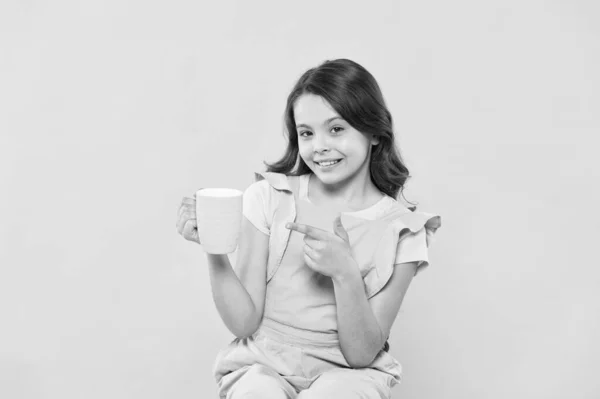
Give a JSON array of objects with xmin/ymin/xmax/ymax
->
[{"xmin": 262, "ymin": 58, "xmax": 416, "ymax": 209}]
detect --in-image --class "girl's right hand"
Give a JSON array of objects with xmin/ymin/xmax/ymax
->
[{"xmin": 177, "ymin": 194, "xmax": 201, "ymax": 245}]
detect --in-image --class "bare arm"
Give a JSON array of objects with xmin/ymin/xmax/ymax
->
[
  {"xmin": 333, "ymin": 260, "xmax": 417, "ymax": 368},
  {"xmin": 206, "ymin": 216, "xmax": 269, "ymax": 338}
]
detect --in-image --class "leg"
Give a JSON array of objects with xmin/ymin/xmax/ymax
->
[
  {"xmin": 297, "ymin": 368, "xmax": 392, "ymax": 399},
  {"xmin": 226, "ymin": 363, "xmax": 298, "ymax": 399}
]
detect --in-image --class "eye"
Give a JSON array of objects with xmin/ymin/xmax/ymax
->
[{"xmin": 298, "ymin": 126, "xmax": 343, "ymax": 138}]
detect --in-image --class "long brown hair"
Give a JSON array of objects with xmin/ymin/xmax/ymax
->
[{"xmin": 263, "ymin": 58, "xmax": 416, "ymax": 208}]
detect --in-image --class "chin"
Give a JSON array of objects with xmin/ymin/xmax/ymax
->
[{"xmin": 315, "ymin": 168, "xmax": 345, "ymax": 180}]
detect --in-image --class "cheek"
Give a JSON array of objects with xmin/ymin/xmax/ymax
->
[
  {"xmin": 298, "ymin": 144, "xmax": 312, "ymax": 159},
  {"xmin": 335, "ymin": 138, "xmax": 355, "ymax": 155}
]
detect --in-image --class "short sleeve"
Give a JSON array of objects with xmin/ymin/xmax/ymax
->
[
  {"xmin": 395, "ymin": 227, "xmax": 430, "ymax": 275},
  {"xmin": 242, "ymin": 180, "xmax": 273, "ymax": 236},
  {"xmin": 364, "ymin": 210, "xmax": 441, "ymax": 298}
]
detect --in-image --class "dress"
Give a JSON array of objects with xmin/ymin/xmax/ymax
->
[{"xmin": 212, "ymin": 172, "xmax": 442, "ymax": 398}]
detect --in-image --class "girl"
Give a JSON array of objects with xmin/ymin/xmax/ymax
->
[{"xmin": 177, "ymin": 58, "xmax": 442, "ymax": 399}]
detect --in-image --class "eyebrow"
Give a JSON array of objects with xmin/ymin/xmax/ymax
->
[{"xmin": 296, "ymin": 116, "xmax": 343, "ymax": 130}]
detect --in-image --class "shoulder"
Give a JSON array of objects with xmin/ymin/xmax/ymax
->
[
  {"xmin": 252, "ymin": 171, "xmax": 308, "ymax": 196},
  {"xmin": 253, "ymin": 171, "xmax": 301, "ymax": 192},
  {"xmin": 362, "ymin": 203, "xmax": 442, "ymax": 297},
  {"xmin": 245, "ymin": 178, "xmax": 271, "ymax": 197},
  {"xmin": 382, "ymin": 198, "xmax": 442, "ymax": 236},
  {"xmin": 245, "ymin": 171, "xmax": 302, "ymax": 210}
]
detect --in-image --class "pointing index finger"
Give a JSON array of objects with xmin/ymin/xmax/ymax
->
[
  {"xmin": 285, "ymin": 222, "xmax": 327, "ymax": 239},
  {"xmin": 182, "ymin": 197, "xmax": 195, "ymax": 205}
]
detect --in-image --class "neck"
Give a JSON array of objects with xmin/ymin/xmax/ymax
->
[{"xmin": 309, "ymin": 167, "xmax": 379, "ymax": 206}]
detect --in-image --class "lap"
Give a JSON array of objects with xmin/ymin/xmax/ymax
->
[
  {"xmin": 223, "ymin": 363, "xmax": 298, "ymax": 399},
  {"xmin": 298, "ymin": 367, "xmax": 393, "ymax": 399}
]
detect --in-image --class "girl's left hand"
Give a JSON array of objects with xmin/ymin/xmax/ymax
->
[{"xmin": 285, "ymin": 214, "xmax": 357, "ymax": 279}]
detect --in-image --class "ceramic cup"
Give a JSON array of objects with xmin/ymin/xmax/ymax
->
[{"xmin": 195, "ymin": 188, "xmax": 243, "ymax": 254}]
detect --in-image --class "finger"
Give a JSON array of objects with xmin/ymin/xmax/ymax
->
[
  {"xmin": 182, "ymin": 219, "xmax": 199, "ymax": 243},
  {"xmin": 178, "ymin": 210, "xmax": 196, "ymax": 224},
  {"xmin": 177, "ymin": 216, "xmax": 185, "ymax": 235},
  {"xmin": 303, "ymin": 243, "xmax": 317, "ymax": 259},
  {"xmin": 179, "ymin": 198, "xmax": 195, "ymax": 217},
  {"xmin": 177, "ymin": 212, "xmax": 196, "ymax": 234},
  {"xmin": 303, "ymin": 252, "xmax": 315, "ymax": 268},
  {"xmin": 286, "ymin": 222, "xmax": 327, "ymax": 239},
  {"xmin": 178, "ymin": 203, "xmax": 195, "ymax": 219},
  {"xmin": 181, "ymin": 197, "xmax": 195, "ymax": 206},
  {"xmin": 303, "ymin": 236, "xmax": 320, "ymax": 248}
]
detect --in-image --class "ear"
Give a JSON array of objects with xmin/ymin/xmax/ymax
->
[{"xmin": 371, "ymin": 134, "xmax": 380, "ymax": 146}]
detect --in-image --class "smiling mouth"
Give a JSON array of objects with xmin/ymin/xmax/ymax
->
[
  {"xmin": 315, "ymin": 159, "xmax": 343, "ymax": 169},
  {"xmin": 315, "ymin": 159, "xmax": 342, "ymax": 165}
]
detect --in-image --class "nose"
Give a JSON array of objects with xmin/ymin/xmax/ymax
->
[{"xmin": 312, "ymin": 132, "xmax": 331, "ymax": 154}]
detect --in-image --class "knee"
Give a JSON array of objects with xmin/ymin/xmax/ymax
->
[
  {"xmin": 227, "ymin": 364, "xmax": 293, "ymax": 399},
  {"xmin": 298, "ymin": 368, "xmax": 391, "ymax": 399}
]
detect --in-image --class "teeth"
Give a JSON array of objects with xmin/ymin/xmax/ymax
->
[{"xmin": 318, "ymin": 159, "xmax": 341, "ymax": 166}]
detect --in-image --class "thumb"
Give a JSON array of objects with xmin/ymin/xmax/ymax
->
[
  {"xmin": 183, "ymin": 220, "xmax": 201, "ymax": 244},
  {"xmin": 333, "ymin": 214, "xmax": 349, "ymax": 241}
]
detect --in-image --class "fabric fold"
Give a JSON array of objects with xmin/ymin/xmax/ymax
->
[
  {"xmin": 251, "ymin": 171, "xmax": 442, "ymax": 296},
  {"xmin": 366, "ymin": 211, "xmax": 442, "ymax": 298}
]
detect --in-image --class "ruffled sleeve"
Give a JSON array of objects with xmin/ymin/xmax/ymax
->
[
  {"xmin": 243, "ymin": 171, "xmax": 293, "ymax": 236},
  {"xmin": 394, "ymin": 210, "xmax": 442, "ymax": 276},
  {"xmin": 363, "ymin": 209, "xmax": 442, "ymax": 298},
  {"xmin": 242, "ymin": 180, "xmax": 272, "ymax": 236}
]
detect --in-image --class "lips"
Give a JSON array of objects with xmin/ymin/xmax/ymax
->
[
  {"xmin": 315, "ymin": 159, "xmax": 343, "ymax": 170},
  {"xmin": 315, "ymin": 158, "xmax": 342, "ymax": 164}
]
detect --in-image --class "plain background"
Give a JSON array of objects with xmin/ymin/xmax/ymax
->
[{"xmin": 1, "ymin": 0, "xmax": 599, "ymax": 398}]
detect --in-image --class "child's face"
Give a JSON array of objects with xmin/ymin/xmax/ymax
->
[{"xmin": 294, "ymin": 93, "xmax": 379, "ymax": 186}]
